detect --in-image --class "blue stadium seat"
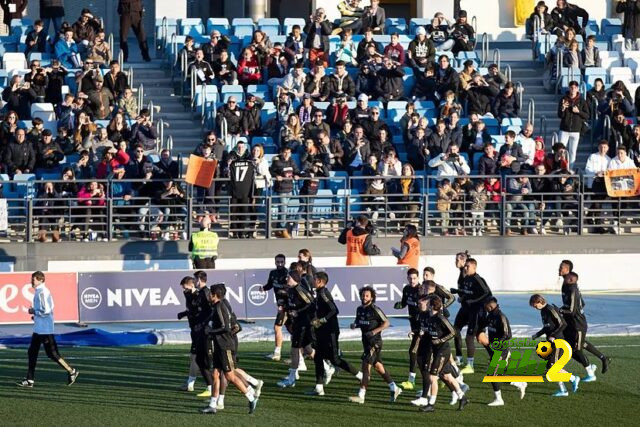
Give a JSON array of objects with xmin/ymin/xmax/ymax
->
[
  {"xmin": 501, "ymin": 118, "xmax": 523, "ymax": 134},
  {"xmin": 252, "ymin": 136, "xmax": 274, "ymax": 147},
  {"xmin": 601, "ymin": 18, "xmax": 622, "ymax": 37},
  {"xmin": 385, "ymin": 18, "xmax": 407, "ymax": 35},
  {"xmin": 258, "ymin": 18, "xmax": 280, "ymax": 38},
  {"xmin": 13, "ymin": 173, "xmax": 36, "ymax": 198},
  {"xmin": 193, "ymin": 85, "xmax": 219, "ymax": 115},
  {"xmin": 409, "ymin": 18, "xmax": 429, "ymax": 35},
  {"xmin": 372, "ymin": 35, "xmax": 391, "ymax": 45},
  {"xmin": 180, "ymin": 18, "xmax": 204, "ymax": 38},
  {"xmin": 335, "ymin": 188, "xmax": 357, "ymax": 216},
  {"xmin": 232, "ymin": 18, "xmax": 256, "ymax": 39},
  {"xmin": 328, "ymin": 171, "xmax": 348, "ymax": 194},
  {"xmin": 283, "ymin": 18, "xmax": 305, "ymax": 36},
  {"xmin": 483, "ymin": 118, "xmax": 500, "ymax": 134},
  {"xmin": 312, "ymin": 189, "xmax": 334, "ymax": 219},
  {"xmin": 260, "ymin": 109, "xmax": 276, "ymax": 124},
  {"xmin": 156, "ymin": 18, "xmax": 179, "ymax": 42},
  {"xmin": 246, "ymin": 84, "xmax": 271, "ymax": 101},
  {"xmin": 220, "ymin": 84, "xmax": 244, "ymax": 102},
  {"xmin": 207, "ymin": 18, "xmax": 230, "ymax": 35}
]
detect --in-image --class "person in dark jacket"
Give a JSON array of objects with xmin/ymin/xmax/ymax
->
[
  {"xmin": 201, "ymin": 30, "xmax": 231, "ymax": 64},
  {"xmin": 1, "ymin": 0, "xmax": 27, "ymax": 27},
  {"xmin": 550, "ymin": 0, "xmax": 589, "ymax": 36},
  {"xmin": 325, "ymin": 98, "xmax": 351, "ymax": 133},
  {"xmin": 4, "ymin": 128, "xmax": 36, "ymax": 176},
  {"xmin": 466, "ymin": 72, "xmax": 499, "ymax": 115},
  {"xmin": 558, "ymin": 80, "xmax": 589, "ymax": 166},
  {"xmin": 322, "ymin": 61, "xmax": 356, "ymax": 101},
  {"xmin": 526, "ymin": 1, "xmax": 554, "ymax": 38},
  {"xmin": 25, "ymin": 20, "xmax": 48, "ymax": 55},
  {"xmin": 360, "ymin": 0, "xmax": 385, "ymax": 34},
  {"xmin": 412, "ymin": 63, "xmax": 438, "ymax": 102},
  {"xmin": 304, "ymin": 8, "xmax": 332, "ymax": 67},
  {"xmin": 450, "ymin": 10, "xmax": 475, "ymax": 55},
  {"xmin": 374, "ymin": 57, "xmax": 405, "ymax": 102},
  {"xmin": 361, "ymin": 107, "xmax": 391, "ymax": 150},
  {"xmin": 407, "ymin": 126, "xmax": 430, "ymax": 170},
  {"xmin": 355, "ymin": 63, "xmax": 377, "ymax": 98},
  {"xmin": 283, "ymin": 25, "xmax": 306, "ymax": 64},
  {"xmin": 103, "ymin": 60, "xmax": 129, "ymax": 99},
  {"xmin": 435, "ymin": 55, "xmax": 460, "ymax": 99},
  {"xmin": 270, "ymin": 146, "xmax": 300, "ymax": 238},
  {"xmin": 617, "ymin": 0, "xmax": 640, "ymax": 50},
  {"xmin": 2, "ymin": 75, "xmax": 33, "ymax": 120},
  {"xmin": 216, "ymin": 97, "xmax": 244, "ymax": 138},
  {"xmin": 477, "ymin": 143, "xmax": 499, "ymax": 175},
  {"xmin": 44, "ymin": 60, "xmax": 67, "ymax": 106},
  {"xmin": 130, "ymin": 108, "xmax": 158, "ymax": 152},
  {"xmin": 345, "ymin": 125, "xmax": 371, "ymax": 175},
  {"xmin": 242, "ymin": 95, "xmax": 264, "ymax": 137},
  {"xmin": 498, "ymin": 130, "xmax": 526, "ymax": 173},
  {"xmin": 35, "ymin": 129, "xmax": 64, "ymax": 171},
  {"xmin": 39, "ymin": 0, "xmax": 65, "ymax": 40},
  {"xmin": 492, "ymin": 82, "xmax": 520, "ymax": 120},
  {"xmin": 407, "ymin": 26, "xmax": 436, "ymax": 68},
  {"xmin": 117, "ymin": 0, "xmax": 151, "ymax": 62},
  {"xmin": 427, "ymin": 119, "xmax": 452, "ymax": 157},
  {"xmin": 154, "ymin": 149, "xmax": 179, "ymax": 179},
  {"xmin": 187, "ymin": 49, "xmax": 215, "ymax": 85},
  {"xmin": 212, "ymin": 49, "xmax": 237, "ymax": 86},
  {"xmin": 356, "ymin": 27, "xmax": 383, "ymax": 63}
]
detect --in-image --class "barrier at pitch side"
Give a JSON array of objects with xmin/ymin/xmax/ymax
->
[
  {"xmin": 77, "ymin": 267, "xmax": 408, "ymax": 323},
  {"xmin": 0, "ymin": 273, "xmax": 78, "ymax": 324}
]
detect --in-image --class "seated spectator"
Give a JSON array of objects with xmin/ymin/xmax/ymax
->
[
  {"xmin": 428, "ymin": 143, "xmax": 470, "ymax": 179},
  {"xmin": 323, "ymin": 61, "xmax": 356, "ymax": 101},
  {"xmin": 345, "ymin": 125, "xmax": 371, "ymax": 174},
  {"xmin": 438, "ymin": 90, "xmax": 462, "ymax": 120},
  {"xmin": 96, "ymin": 145, "xmax": 130, "ymax": 179},
  {"xmin": 362, "ymin": 106, "xmax": 391, "ymax": 149},
  {"xmin": 305, "ymin": 8, "xmax": 332, "ymax": 67},
  {"xmin": 412, "ymin": 63, "xmax": 437, "ymax": 102},
  {"xmin": 251, "ymin": 144, "xmax": 272, "ymax": 198},
  {"xmin": 384, "ymin": 32, "xmax": 405, "ymax": 65},
  {"xmin": 284, "ymin": 25, "xmax": 306, "ymax": 64},
  {"xmin": 492, "ymin": 81, "xmax": 520, "ymax": 120},
  {"xmin": 77, "ymin": 181, "xmax": 106, "ymax": 240},
  {"xmin": 277, "ymin": 62, "xmax": 306, "ymax": 101},
  {"xmin": 448, "ymin": 112, "xmax": 463, "ymax": 147},
  {"xmin": 450, "ymin": 10, "xmax": 475, "ymax": 55},
  {"xmin": 301, "ymin": 137, "xmax": 329, "ymax": 170},
  {"xmin": 484, "ymin": 63, "xmax": 507, "ymax": 92},
  {"xmin": 303, "ymin": 110, "xmax": 330, "ymax": 141},
  {"xmin": 468, "ymin": 180, "xmax": 488, "ymax": 236},
  {"xmin": 319, "ymin": 131, "xmax": 344, "ymax": 170},
  {"xmin": 498, "ymin": 130, "xmax": 526, "ymax": 173},
  {"xmin": 36, "ymin": 182, "xmax": 64, "ymax": 242},
  {"xmin": 459, "ymin": 60, "xmax": 476, "ymax": 92},
  {"xmin": 216, "ymin": 97, "xmax": 243, "ymax": 144},
  {"xmin": 399, "ymin": 103, "xmax": 417, "ymax": 144},
  {"xmin": 587, "ymin": 78, "xmax": 606, "ymax": 106},
  {"xmin": 274, "ymin": 92, "xmax": 294, "ymax": 130},
  {"xmin": 202, "ymin": 30, "xmax": 231, "ymax": 64},
  {"xmin": 72, "ymin": 8, "xmax": 100, "ymax": 53},
  {"xmin": 436, "ymin": 178, "xmax": 456, "ymax": 235},
  {"xmin": 27, "ymin": 118, "xmax": 44, "ymax": 145},
  {"xmin": 544, "ymin": 142, "xmax": 570, "ymax": 172},
  {"xmin": 104, "ymin": 60, "xmax": 129, "ymax": 99},
  {"xmin": 180, "ymin": 36, "xmax": 197, "ymax": 64},
  {"xmin": 608, "ymin": 142, "xmax": 637, "ymax": 170},
  {"xmin": 533, "ymin": 136, "xmax": 546, "ymax": 167},
  {"xmin": 335, "ymin": 119, "xmax": 354, "ymax": 149},
  {"xmin": 427, "ymin": 12, "xmax": 455, "ymax": 51},
  {"xmin": 407, "ymin": 126, "xmax": 430, "ymax": 170},
  {"xmin": 2, "ymin": 75, "xmax": 33, "ymax": 120},
  {"xmin": 336, "ymin": 29, "xmax": 358, "ymax": 67},
  {"xmin": 265, "ymin": 44, "xmax": 288, "ymax": 83},
  {"xmin": 237, "ymin": 48, "xmax": 262, "ymax": 87},
  {"xmin": 74, "ymin": 112, "xmax": 97, "ymax": 154},
  {"xmin": 360, "ymin": 0, "xmax": 385, "ymax": 34},
  {"xmin": 89, "ymin": 30, "xmax": 111, "ymax": 66},
  {"xmin": 407, "ymin": 26, "xmax": 435, "ymax": 68},
  {"xmin": 304, "ymin": 63, "xmax": 328, "ymax": 101},
  {"xmin": 4, "ymin": 128, "xmax": 36, "ymax": 176},
  {"xmin": 350, "ymin": 93, "xmax": 371, "ymax": 124},
  {"xmin": 118, "ymin": 87, "xmax": 138, "ymax": 119},
  {"xmin": 242, "ymin": 94, "xmax": 265, "ymax": 138},
  {"xmin": 28, "ymin": 69, "xmax": 48, "ymax": 104},
  {"xmin": 77, "ymin": 59, "xmax": 99, "ymax": 93},
  {"xmin": 35, "ymin": 129, "xmax": 64, "ymax": 172},
  {"xmin": 550, "ymin": 0, "xmax": 588, "ymax": 37},
  {"xmin": 209, "ymin": 49, "xmax": 236, "ymax": 87},
  {"xmin": 374, "ymin": 57, "xmax": 405, "ymax": 102},
  {"xmin": 478, "ymin": 142, "xmax": 499, "ymax": 175},
  {"xmin": 45, "ymin": 60, "xmax": 68, "ymax": 106},
  {"xmin": 325, "ymin": 97, "xmax": 351, "ymax": 133},
  {"xmin": 526, "ymin": 1, "xmax": 554, "ymax": 38},
  {"xmin": 506, "ymin": 174, "xmax": 534, "ymax": 235},
  {"xmin": 355, "ymin": 64, "xmax": 377, "ymax": 98},
  {"xmin": 107, "ymin": 112, "xmax": 131, "ymax": 144},
  {"xmin": 73, "ymin": 150, "xmax": 95, "ymax": 179},
  {"xmin": 427, "ymin": 119, "xmax": 452, "ymax": 157},
  {"xmin": 599, "ymin": 81, "xmax": 635, "ymax": 119},
  {"xmin": 248, "ymin": 30, "xmax": 273, "ymax": 68},
  {"xmin": 130, "ymin": 108, "xmax": 158, "ymax": 152},
  {"xmin": 87, "ymin": 127, "xmax": 113, "ymax": 163},
  {"xmin": 335, "ymin": 0, "xmax": 365, "ymax": 35},
  {"xmin": 377, "ymin": 147, "xmax": 402, "ymax": 196},
  {"xmin": 25, "ymin": 19, "xmax": 48, "ymax": 55},
  {"xmin": 563, "ymin": 40, "xmax": 583, "ymax": 69},
  {"xmin": 55, "ymin": 28, "xmax": 82, "ymax": 68},
  {"xmin": 581, "ymin": 35, "xmax": 601, "ymax": 69},
  {"xmin": 296, "ymin": 94, "xmax": 317, "ymax": 125},
  {"xmin": 55, "ymin": 94, "xmax": 76, "ymax": 132},
  {"xmin": 516, "ymin": 122, "xmax": 537, "ymax": 168},
  {"xmin": 56, "ymin": 167, "xmax": 80, "ymax": 199},
  {"xmin": 188, "ymin": 49, "xmax": 215, "ymax": 85},
  {"xmin": 125, "ymin": 143, "xmax": 146, "ymax": 178},
  {"xmin": 356, "ymin": 28, "xmax": 382, "ymax": 63},
  {"xmin": 56, "ymin": 127, "xmax": 77, "ymax": 155},
  {"xmin": 87, "ymin": 75, "xmax": 115, "ymax": 120},
  {"xmin": 434, "ymin": 54, "xmax": 460, "ymax": 99}
]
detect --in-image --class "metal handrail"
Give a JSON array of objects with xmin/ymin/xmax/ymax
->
[
  {"xmin": 493, "ymin": 48, "xmax": 501, "ymax": 69},
  {"xmin": 603, "ymin": 114, "xmax": 612, "ymax": 143},
  {"xmin": 590, "ymin": 97, "xmax": 599, "ymax": 147},
  {"xmin": 580, "ymin": 81, "xmax": 587, "ymax": 100},
  {"xmin": 219, "ymin": 116, "xmax": 228, "ymax": 142},
  {"xmin": 504, "ymin": 65, "xmax": 512, "ymax": 83},
  {"xmin": 481, "ymin": 33, "xmax": 489, "ymax": 66},
  {"xmin": 118, "ymin": 50, "xmax": 124, "ymax": 69},
  {"xmin": 148, "ymin": 101, "xmax": 154, "ymax": 122},
  {"xmin": 128, "ymin": 66, "xmax": 134, "ymax": 89},
  {"xmin": 156, "ymin": 118, "xmax": 165, "ymax": 151},
  {"xmin": 190, "ymin": 67, "xmax": 197, "ymax": 105},
  {"xmin": 108, "ymin": 33, "xmax": 114, "ymax": 59},
  {"xmin": 527, "ymin": 98, "xmax": 536, "ymax": 125},
  {"xmin": 516, "ymin": 81, "xmax": 524, "ymax": 109},
  {"xmin": 555, "ymin": 48, "xmax": 563, "ymax": 95},
  {"xmin": 539, "ymin": 115, "xmax": 548, "ymax": 143},
  {"xmin": 472, "ymin": 16, "xmax": 478, "ymax": 49},
  {"xmin": 551, "ymin": 131, "xmax": 559, "ymax": 146},
  {"xmin": 160, "ymin": 17, "xmax": 168, "ymax": 57},
  {"xmin": 167, "ymin": 135, "xmax": 174, "ymax": 150},
  {"xmin": 137, "ymin": 83, "xmax": 144, "ymax": 115}
]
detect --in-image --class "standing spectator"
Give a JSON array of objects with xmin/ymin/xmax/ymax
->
[
  {"xmin": 304, "ymin": 8, "xmax": 332, "ymax": 67},
  {"xmin": 154, "ymin": 149, "xmax": 179, "ymax": 179},
  {"xmin": 87, "ymin": 75, "xmax": 115, "ymax": 120},
  {"xmin": 428, "ymin": 143, "xmax": 470, "ymax": 179},
  {"xmin": 202, "ymin": 30, "xmax": 231, "ymax": 64},
  {"xmin": 270, "ymin": 146, "xmax": 300, "ymax": 238},
  {"xmin": 39, "ymin": 0, "xmax": 65, "ymax": 40},
  {"xmin": 587, "ymin": 78, "xmax": 607, "ymax": 107},
  {"xmin": 581, "ymin": 35, "xmax": 601, "ymax": 69},
  {"xmin": 469, "ymin": 180, "xmax": 488, "ymax": 236},
  {"xmin": 0, "ymin": 111, "xmax": 19, "ymax": 147},
  {"xmin": 1, "ymin": 0, "xmax": 27, "ymax": 29},
  {"xmin": 485, "ymin": 177, "xmax": 502, "ymax": 225},
  {"xmin": 383, "ymin": 33, "xmax": 405, "ymax": 65},
  {"xmin": 450, "ymin": 10, "xmax": 475, "ymax": 55},
  {"xmin": 360, "ymin": 0, "xmax": 386, "ymax": 34},
  {"xmin": 228, "ymin": 141, "xmax": 255, "ymax": 238},
  {"xmin": 464, "ymin": 121, "xmax": 492, "ymax": 167},
  {"xmin": 345, "ymin": 125, "xmax": 371, "ymax": 175},
  {"xmin": 237, "ymin": 48, "xmax": 262, "ymax": 87},
  {"xmin": 558, "ymin": 80, "xmax": 589, "ymax": 167},
  {"xmin": 411, "ymin": 63, "xmax": 437, "ymax": 102},
  {"xmin": 247, "ymin": 30, "xmax": 273, "ymax": 68},
  {"xmin": 216, "ymin": 97, "xmax": 243, "ymax": 147},
  {"xmin": 35, "ymin": 130, "xmax": 64, "ymax": 173},
  {"xmin": 284, "ymin": 25, "xmax": 306, "ymax": 64},
  {"xmin": 4, "ymin": 128, "xmax": 36, "ymax": 176},
  {"xmin": 492, "ymin": 81, "xmax": 520, "ymax": 120},
  {"xmin": 610, "ymin": 109, "xmax": 634, "ymax": 153},
  {"xmin": 617, "ymin": 0, "xmax": 640, "ymax": 51},
  {"xmin": 104, "ymin": 60, "xmax": 129, "ymax": 99},
  {"xmin": 298, "ymin": 158, "xmax": 329, "ymax": 237},
  {"xmin": 45, "ymin": 59, "xmax": 67, "ymax": 106},
  {"xmin": 304, "ymin": 63, "xmax": 328, "ymax": 101},
  {"xmin": 179, "ymin": 36, "xmax": 197, "ymax": 64},
  {"xmin": 466, "ymin": 72, "xmax": 499, "ymax": 115},
  {"xmin": 407, "ymin": 26, "xmax": 435, "ymax": 68},
  {"xmin": 374, "ymin": 57, "xmax": 405, "ymax": 102},
  {"xmin": 498, "ymin": 130, "xmax": 526, "ymax": 174},
  {"xmin": 394, "ymin": 165, "xmax": 420, "ymax": 227},
  {"xmin": 117, "ymin": 0, "xmax": 151, "ymax": 62},
  {"xmin": 265, "ymin": 46, "xmax": 289, "ymax": 89},
  {"xmin": 89, "ymin": 30, "xmax": 111, "ymax": 66},
  {"xmin": 96, "ymin": 145, "xmax": 130, "ymax": 179},
  {"xmin": 25, "ymin": 20, "xmax": 48, "ymax": 55},
  {"xmin": 407, "ymin": 126, "xmax": 429, "ymax": 170},
  {"xmin": 130, "ymin": 108, "xmax": 158, "ymax": 152},
  {"xmin": 72, "ymin": 150, "xmax": 94, "ymax": 179},
  {"xmin": 563, "ymin": 40, "xmax": 583, "ymax": 69},
  {"xmin": 242, "ymin": 94, "xmax": 264, "ymax": 138},
  {"xmin": 427, "ymin": 12, "xmax": 455, "ymax": 51},
  {"xmin": 212, "ymin": 49, "xmax": 238, "ymax": 86},
  {"xmin": 362, "ymin": 107, "xmax": 391, "ymax": 152},
  {"xmin": 72, "ymin": 8, "xmax": 100, "ymax": 54},
  {"xmin": 321, "ymin": 131, "xmax": 345, "ymax": 170},
  {"xmin": 77, "ymin": 181, "xmax": 106, "ymax": 240},
  {"xmin": 36, "ymin": 182, "xmax": 63, "ymax": 242},
  {"xmin": 55, "ymin": 28, "xmax": 82, "ymax": 68},
  {"xmin": 506, "ymin": 175, "xmax": 534, "ymax": 235},
  {"xmin": 2, "ymin": 75, "xmax": 33, "ymax": 120},
  {"xmin": 478, "ymin": 142, "xmax": 499, "ymax": 177},
  {"xmin": 436, "ymin": 179, "xmax": 456, "ymax": 235},
  {"xmin": 585, "ymin": 140, "xmax": 611, "ymax": 234},
  {"xmin": 126, "ymin": 143, "xmax": 146, "ymax": 178}
]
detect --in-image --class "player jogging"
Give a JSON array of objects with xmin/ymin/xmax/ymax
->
[
  {"xmin": 307, "ymin": 272, "xmax": 363, "ymax": 396},
  {"xmin": 422, "ymin": 267, "xmax": 455, "ymax": 318},
  {"xmin": 348, "ymin": 286, "xmax": 402, "ymax": 404},
  {"xmin": 451, "ymin": 256, "xmax": 492, "ymax": 373},
  {"xmin": 200, "ymin": 284, "xmax": 259, "ymax": 414},
  {"xmin": 262, "ymin": 254, "xmax": 289, "ymax": 361},
  {"xmin": 476, "ymin": 297, "xmax": 527, "ymax": 406},
  {"xmin": 394, "ymin": 268, "xmax": 422, "ymax": 390},
  {"xmin": 530, "ymin": 293, "xmax": 581, "ymax": 397},
  {"xmin": 192, "ymin": 271, "xmax": 215, "ymax": 398},
  {"xmin": 16, "ymin": 271, "xmax": 79, "ymax": 388},
  {"xmin": 177, "ymin": 276, "xmax": 199, "ymax": 392}
]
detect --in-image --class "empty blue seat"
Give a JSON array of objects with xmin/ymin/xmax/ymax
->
[
  {"xmin": 232, "ymin": 18, "xmax": 255, "ymax": 38},
  {"xmin": 180, "ymin": 18, "xmax": 204, "ymax": 38},
  {"xmin": 13, "ymin": 173, "xmax": 36, "ymax": 198},
  {"xmin": 385, "ymin": 18, "xmax": 407, "ymax": 35},
  {"xmin": 283, "ymin": 18, "xmax": 305, "ymax": 35},
  {"xmin": 601, "ymin": 18, "xmax": 622, "ymax": 37},
  {"xmin": 258, "ymin": 18, "xmax": 280, "ymax": 38},
  {"xmin": 409, "ymin": 18, "xmax": 429, "ymax": 35},
  {"xmin": 252, "ymin": 136, "xmax": 274, "ymax": 147},
  {"xmin": 207, "ymin": 18, "xmax": 230, "ymax": 35},
  {"xmin": 312, "ymin": 189, "xmax": 334, "ymax": 218},
  {"xmin": 501, "ymin": 117, "xmax": 523, "ymax": 133},
  {"xmin": 220, "ymin": 84, "xmax": 244, "ymax": 102}
]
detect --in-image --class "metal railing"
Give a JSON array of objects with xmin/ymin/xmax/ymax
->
[
  {"xmin": 539, "ymin": 115, "xmax": 548, "ymax": 143},
  {"xmin": 555, "ymin": 49, "xmax": 564, "ymax": 95},
  {"xmin": 481, "ymin": 33, "xmax": 489, "ymax": 66},
  {"xmin": 516, "ymin": 81, "xmax": 524, "ymax": 109},
  {"xmin": 504, "ymin": 64, "xmax": 512, "ymax": 84},
  {"xmin": 108, "ymin": 33, "xmax": 114, "ymax": 59},
  {"xmin": 472, "ymin": 16, "xmax": 478, "ymax": 49},
  {"xmin": 128, "ymin": 66, "xmax": 134, "ymax": 89},
  {"xmin": 527, "ymin": 98, "xmax": 536, "ymax": 125},
  {"xmin": 3, "ymin": 174, "xmax": 640, "ymax": 242},
  {"xmin": 493, "ymin": 48, "xmax": 501, "ymax": 69}
]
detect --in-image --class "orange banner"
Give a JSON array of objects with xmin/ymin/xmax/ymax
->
[
  {"xmin": 185, "ymin": 155, "xmax": 217, "ymax": 188},
  {"xmin": 604, "ymin": 169, "xmax": 640, "ymax": 198}
]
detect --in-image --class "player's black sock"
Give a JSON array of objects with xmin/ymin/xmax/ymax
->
[
  {"xmin": 421, "ymin": 369, "xmax": 429, "ymax": 398},
  {"xmin": 380, "ymin": 369, "xmax": 392, "ymax": 384},
  {"xmin": 584, "ymin": 341, "xmax": 606, "ymax": 360},
  {"xmin": 491, "ymin": 382, "xmax": 500, "ymax": 392},
  {"xmin": 314, "ymin": 351, "xmax": 325, "ymax": 384},
  {"xmin": 291, "ymin": 347, "xmax": 301, "ymax": 369},
  {"xmin": 465, "ymin": 335, "xmax": 476, "ymax": 358},
  {"xmin": 573, "ymin": 350, "xmax": 590, "ymax": 367},
  {"xmin": 454, "ymin": 330, "xmax": 463, "ymax": 357}
]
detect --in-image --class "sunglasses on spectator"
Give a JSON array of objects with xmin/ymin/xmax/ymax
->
[
  {"xmin": 136, "ymin": 149, "xmax": 144, "ymax": 153},
  {"xmin": 212, "ymin": 35, "xmax": 220, "ymax": 39},
  {"xmin": 372, "ymin": 112, "xmax": 380, "ymax": 115},
  {"xmin": 228, "ymin": 101, "xmax": 236, "ymax": 104},
  {"xmin": 207, "ymin": 138, "xmax": 216, "ymax": 141}
]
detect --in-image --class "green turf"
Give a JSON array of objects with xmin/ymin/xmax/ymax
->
[{"xmin": 0, "ymin": 337, "xmax": 639, "ymax": 426}]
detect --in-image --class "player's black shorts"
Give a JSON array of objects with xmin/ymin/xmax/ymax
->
[
  {"xmin": 546, "ymin": 341, "xmax": 564, "ymax": 369},
  {"xmin": 440, "ymin": 360, "xmax": 458, "ymax": 377},
  {"xmin": 291, "ymin": 321, "xmax": 313, "ymax": 348},
  {"xmin": 362, "ymin": 339, "xmax": 383, "ymax": 365},
  {"xmin": 426, "ymin": 343, "xmax": 450, "ymax": 376},
  {"xmin": 315, "ymin": 331, "xmax": 341, "ymax": 361},
  {"xmin": 275, "ymin": 305, "xmax": 287, "ymax": 327},
  {"xmin": 409, "ymin": 318, "xmax": 421, "ymax": 333},
  {"xmin": 454, "ymin": 304, "xmax": 482, "ymax": 336},
  {"xmin": 564, "ymin": 324, "xmax": 587, "ymax": 351},
  {"xmin": 213, "ymin": 347, "xmax": 236, "ymax": 373}
]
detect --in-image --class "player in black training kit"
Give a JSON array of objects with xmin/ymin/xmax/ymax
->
[
  {"xmin": 277, "ymin": 270, "xmax": 315, "ymax": 388},
  {"xmin": 476, "ymin": 297, "xmax": 527, "ymax": 406},
  {"xmin": 349, "ymin": 287, "xmax": 402, "ymax": 404},
  {"xmin": 262, "ymin": 254, "xmax": 289, "ymax": 361},
  {"xmin": 178, "ymin": 276, "xmax": 200, "ymax": 392},
  {"xmin": 306, "ymin": 272, "xmax": 362, "ymax": 396},
  {"xmin": 200, "ymin": 284, "xmax": 259, "ymax": 414},
  {"xmin": 419, "ymin": 296, "xmax": 469, "ymax": 413},
  {"xmin": 451, "ymin": 257, "xmax": 492, "ymax": 373},
  {"xmin": 394, "ymin": 268, "xmax": 422, "ymax": 390},
  {"xmin": 422, "ymin": 267, "xmax": 455, "ymax": 318},
  {"xmin": 530, "ymin": 293, "xmax": 581, "ymax": 397},
  {"xmin": 558, "ymin": 260, "xmax": 611, "ymax": 374},
  {"xmin": 192, "ymin": 271, "xmax": 215, "ymax": 398}
]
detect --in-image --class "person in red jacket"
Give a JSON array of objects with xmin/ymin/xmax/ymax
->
[
  {"xmin": 238, "ymin": 48, "xmax": 262, "ymax": 87},
  {"xmin": 96, "ymin": 146, "xmax": 131, "ymax": 178},
  {"xmin": 383, "ymin": 32, "xmax": 405, "ymax": 65}
]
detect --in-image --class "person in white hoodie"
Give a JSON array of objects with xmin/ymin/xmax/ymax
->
[
  {"xmin": 607, "ymin": 145, "xmax": 636, "ymax": 170},
  {"xmin": 17, "ymin": 271, "xmax": 79, "ymax": 388},
  {"xmin": 428, "ymin": 143, "xmax": 471, "ymax": 180}
]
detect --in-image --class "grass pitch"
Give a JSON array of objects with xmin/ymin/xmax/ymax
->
[{"xmin": 0, "ymin": 337, "xmax": 639, "ymax": 426}]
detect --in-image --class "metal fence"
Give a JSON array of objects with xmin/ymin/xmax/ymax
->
[{"xmin": 1, "ymin": 174, "xmax": 639, "ymax": 242}]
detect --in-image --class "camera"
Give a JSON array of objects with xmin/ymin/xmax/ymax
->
[{"xmin": 448, "ymin": 153, "xmax": 459, "ymax": 161}]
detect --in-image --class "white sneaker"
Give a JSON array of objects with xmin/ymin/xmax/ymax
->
[
  {"xmin": 472, "ymin": 230, "xmax": 477, "ymax": 236},
  {"xmin": 511, "ymin": 382, "xmax": 527, "ymax": 399},
  {"xmin": 541, "ymin": 227, "xmax": 547, "ymax": 235},
  {"xmin": 216, "ymin": 402, "xmax": 225, "ymax": 410},
  {"xmin": 255, "ymin": 380, "xmax": 264, "ymax": 398},
  {"xmin": 348, "ymin": 395, "xmax": 365, "ymax": 404},
  {"xmin": 324, "ymin": 365, "xmax": 335, "ymax": 385},
  {"xmin": 411, "ymin": 397, "xmax": 430, "ymax": 406},
  {"xmin": 179, "ymin": 382, "xmax": 194, "ymax": 392},
  {"xmin": 450, "ymin": 391, "xmax": 459, "ymax": 405},
  {"xmin": 530, "ymin": 228, "xmax": 539, "ymax": 235},
  {"xmin": 390, "ymin": 387, "xmax": 402, "ymax": 403},
  {"xmin": 276, "ymin": 378, "xmax": 295, "ymax": 388},
  {"xmin": 389, "ymin": 212, "xmax": 396, "ymax": 220},
  {"xmin": 477, "ymin": 231, "xmax": 483, "ymax": 236},
  {"xmin": 265, "ymin": 352, "xmax": 281, "ymax": 361},
  {"xmin": 488, "ymin": 398, "xmax": 504, "ymax": 406},
  {"xmin": 372, "ymin": 211, "xmax": 379, "ymax": 221},
  {"xmin": 162, "ymin": 232, "xmax": 170, "ymax": 241},
  {"xmin": 298, "ymin": 361, "xmax": 308, "ymax": 372},
  {"xmin": 355, "ymin": 371, "xmax": 363, "ymax": 381},
  {"xmin": 556, "ymin": 218, "xmax": 564, "ymax": 229}
]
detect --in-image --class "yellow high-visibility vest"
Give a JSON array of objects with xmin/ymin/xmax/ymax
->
[{"xmin": 191, "ymin": 230, "xmax": 219, "ymax": 259}]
